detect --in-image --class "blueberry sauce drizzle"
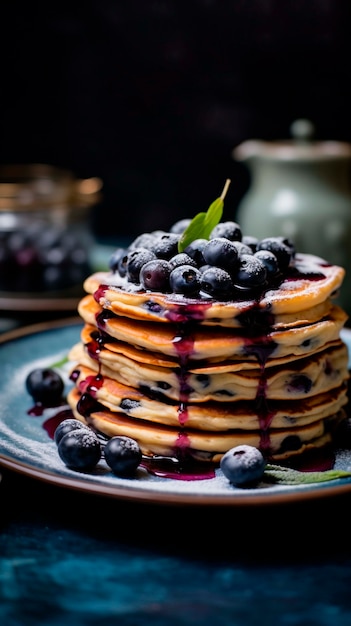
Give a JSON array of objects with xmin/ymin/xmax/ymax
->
[{"xmin": 92, "ymin": 280, "xmax": 294, "ymax": 465}]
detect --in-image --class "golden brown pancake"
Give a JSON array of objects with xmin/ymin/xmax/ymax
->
[
  {"xmin": 77, "ymin": 293, "xmax": 347, "ymax": 362},
  {"xmin": 84, "ymin": 252, "xmax": 344, "ymax": 327},
  {"xmin": 70, "ymin": 334, "xmax": 348, "ymax": 403},
  {"xmin": 68, "ymin": 364, "xmax": 348, "ymax": 431}
]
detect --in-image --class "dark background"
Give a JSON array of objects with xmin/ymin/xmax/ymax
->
[{"xmin": 1, "ymin": 0, "xmax": 351, "ymax": 243}]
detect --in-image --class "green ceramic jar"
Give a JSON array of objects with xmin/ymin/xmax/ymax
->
[{"xmin": 233, "ymin": 120, "xmax": 351, "ymax": 315}]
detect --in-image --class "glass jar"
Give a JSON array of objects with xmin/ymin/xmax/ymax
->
[{"xmin": 0, "ymin": 164, "xmax": 102, "ymax": 294}]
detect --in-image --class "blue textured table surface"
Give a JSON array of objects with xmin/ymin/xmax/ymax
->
[{"xmin": 1, "ymin": 467, "xmax": 351, "ymax": 626}]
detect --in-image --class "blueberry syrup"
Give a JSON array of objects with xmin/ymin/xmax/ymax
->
[
  {"xmin": 171, "ymin": 324, "xmax": 196, "ymax": 430},
  {"xmin": 93, "ymin": 284, "xmax": 108, "ymax": 302},
  {"xmin": 28, "ymin": 398, "xmax": 66, "ymax": 417},
  {"xmin": 43, "ymin": 408, "xmax": 74, "ymax": 439},
  {"xmin": 86, "ymin": 334, "xmax": 102, "ymax": 360},
  {"xmin": 76, "ymin": 392, "xmax": 103, "ymax": 418},
  {"xmin": 165, "ymin": 301, "xmax": 212, "ymax": 323},
  {"xmin": 77, "ymin": 373, "xmax": 104, "ymax": 397},
  {"xmin": 96, "ymin": 308, "xmax": 115, "ymax": 329},
  {"xmin": 237, "ymin": 305, "xmax": 275, "ymax": 331},
  {"xmin": 28, "ymin": 402, "xmax": 46, "ymax": 417},
  {"xmin": 280, "ymin": 447, "xmax": 335, "ymax": 472},
  {"xmin": 141, "ymin": 456, "xmax": 216, "ymax": 481},
  {"xmin": 242, "ymin": 332, "xmax": 278, "ymax": 455},
  {"xmin": 286, "ymin": 265, "xmax": 326, "ymax": 282}
]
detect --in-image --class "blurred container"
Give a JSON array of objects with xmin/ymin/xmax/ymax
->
[
  {"xmin": 233, "ymin": 120, "xmax": 351, "ymax": 315},
  {"xmin": 0, "ymin": 163, "xmax": 102, "ymax": 294}
]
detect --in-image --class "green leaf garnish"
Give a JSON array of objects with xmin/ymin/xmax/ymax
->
[
  {"xmin": 264, "ymin": 464, "xmax": 351, "ymax": 485},
  {"xmin": 50, "ymin": 355, "xmax": 69, "ymax": 369},
  {"xmin": 178, "ymin": 179, "xmax": 231, "ymax": 253}
]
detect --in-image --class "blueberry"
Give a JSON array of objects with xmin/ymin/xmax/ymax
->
[
  {"xmin": 278, "ymin": 236, "xmax": 296, "ymax": 258},
  {"xmin": 169, "ymin": 252, "xmax": 197, "ymax": 270},
  {"xmin": 202, "ymin": 237, "xmax": 239, "ymax": 271},
  {"xmin": 233, "ymin": 254, "xmax": 267, "ymax": 288},
  {"xmin": 209, "ymin": 221, "xmax": 242, "ymax": 241},
  {"xmin": 242, "ymin": 235, "xmax": 258, "ymax": 252},
  {"xmin": 54, "ymin": 418, "xmax": 90, "ymax": 446},
  {"xmin": 170, "ymin": 218, "xmax": 191, "ymax": 234},
  {"xmin": 25, "ymin": 368, "xmax": 64, "ymax": 404},
  {"xmin": 200, "ymin": 266, "xmax": 234, "ymax": 300},
  {"xmin": 117, "ymin": 252, "xmax": 129, "ymax": 277},
  {"xmin": 151, "ymin": 233, "xmax": 180, "ymax": 260},
  {"xmin": 257, "ymin": 237, "xmax": 293, "ymax": 272},
  {"xmin": 220, "ymin": 445, "xmax": 266, "ymax": 487},
  {"xmin": 129, "ymin": 232, "xmax": 157, "ymax": 250},
  {"xmin": 233, "ymin": 241, "xmax": 254, "ymax": 258},
  {"xmin": 104, "ymin": 436, "xmax": 142, "ymax": 476},
  {"xmin": 140, "ymin": 258, "xmax": 172, "ymax": 291},
  {"xmin": 126, "ymin": 248, "xmax": 156, "ymax": 283},
  {"xmin": 169, "ymin": 264, "xmax": 201, "ymax": 295},
  {"xmin": 254, "ymin": 249, "xmax": 280, "ymax": 278},
  {"xmin": 57, "ymin": 429, "xmax": 101, "ymax": 470},
  {"xmin": 109, "ymin": 247, "xmax": 127, "ymax": 272},
  {"xmin": 120, "ymin": 398, "xmax": 140, "ymax": 410},
  {"xmin": 184, "ymin": 238, "xmax": 208, "ymax": 266}
]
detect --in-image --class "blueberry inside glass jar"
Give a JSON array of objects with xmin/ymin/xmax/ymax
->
[{"xmin": 0, "ymin": 164, "xmax": 102, "ymax": 293}]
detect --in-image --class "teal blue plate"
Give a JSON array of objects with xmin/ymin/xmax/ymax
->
[{"xmin": 1, "ymin": 319, "xmax": 351, "ymax": 507}]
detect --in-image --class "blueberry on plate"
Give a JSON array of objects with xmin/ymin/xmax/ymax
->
[
  {"xmin": 25, "ymin": 367, "xmax": 64, "ymax": 404},
  {"xmin": 220, "ymin": 445, "xmax": 266, "ymax": 487},
  {"xmin": 54, "ymin": 418, "xmax": 90, "ymax": 446},
  {"xmin": 104, "ymin": 436, "xmax": 142, "ymax": 476},
  {"xmin": 57, "ymin": 428, "xmax": 101, "ymax": 471}
]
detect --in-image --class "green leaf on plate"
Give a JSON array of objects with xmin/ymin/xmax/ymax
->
[
  {"xmin": 178, "ymin": 179, "xmax": 231, "ymax": 252},
  {"xmin": 264, "ymin": 464, "xmax": 351, "ymax": 485},
  {"xmin": 51, "ymin": 355, "xmax": 69, "ymax": 369}
]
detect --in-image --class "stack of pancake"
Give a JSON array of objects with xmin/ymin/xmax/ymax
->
[{"xmin": 67, "ymin": 250, "xmax": 349, "ymax": 465}]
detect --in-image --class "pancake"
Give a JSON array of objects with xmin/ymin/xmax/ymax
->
[
  {"xmin": 68, "ymin": 364, "xmax": 348, "ymax": 431},
  {"xmin": 70, "ymin": 332, "xmax": 349, "ymax": 403},
  {"xmin": 67, "ymin": 385, "xmax": 346, "ymax": 463},
  {"xmin": 67, "ymin": 220, "xmax": 350, "ymax": 468},
  {"xmin": 77, "ymin": 293, "xmax": 347, "ymax": 362},
  {"xmin": 85, "ymin": 252, "xmax": 343, "ymax": 327}
]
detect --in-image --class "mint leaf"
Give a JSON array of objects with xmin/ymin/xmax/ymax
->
[
  {"xmin": 264, "ymin": 464, "xmax": 351, "ymax": 485},
  {"xmin": 178, "ymin": 179, "xmax": 231, "ymax": 252}
]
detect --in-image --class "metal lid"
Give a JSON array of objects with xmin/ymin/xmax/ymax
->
[{"xmin": 0, "ymin": 163, "xmax": 102, "ymax": 211}]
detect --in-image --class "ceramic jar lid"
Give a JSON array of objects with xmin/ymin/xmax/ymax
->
[{"xmin": 233, "ymin": 119, "xmax": 351, "ymax": 162}]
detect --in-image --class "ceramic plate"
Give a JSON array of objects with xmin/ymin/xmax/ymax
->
[{"xmin": 1, "ymin": 319, "xmax": 351, "ymax": 507}]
